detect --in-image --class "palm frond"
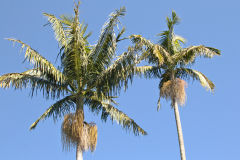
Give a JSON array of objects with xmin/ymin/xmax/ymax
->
[
  {"xmin": 95, "ymin": 47, "xmax": 136, "ymax": 96},
  {"xmin": 7, "ymin": 39, "xmax": 65, "ymax": 83},
  {"xmin": 116, "ymin": 27, "xmax": 126, "ymax": 42},
  {"xmin": 130, "ymin": 34, "xmax": 154, "ymax": 54},
  {"xmin": 176, "ymin": 45, "xmax": 221, "ymax": 64},
  {"xmin": 91, "ymin": 7, "xmax": 126, "ymax": 69},
  {"xmin": 30, "ymin": 95, "xmax": 76, "ymax": 130},
  {"xmin": 153, "ymin": 45, "xmax": 166, "ymax": 65},
  {"xmin": 0, "ymin": 69, "xmax": 68, "ymax": 99},
  {"xmin": 170, "ymin": 11, "xmax": 180, "ymax": 27},
  {"xmin": 101, "ymin": 102, "xmax": 147, "ymax": 136},
  {"xmin": 59, "ymin": 15, "xmax": 74, "ymax": 26},
  {"xmin": 130, "ymin": 35, "xmax": 172, "ymax": 64},
  {"xmin": 172, "ymin": 35, "xmax": 186, "ymax": 52},
  {"xmin": 84, "ymin": 94, "xmax": 147, "ymax": 136},
  {"xmin": 134, "ymin": 66, "xmax": 161, "ymax": 78},
  {"xmin": 43, "ymin": 13, "xmax": 67, "ymax": 47},
  {"xmin": 60, "ymin": 8, "xmax": 91, "ymax": 84},
  {"xmin": 175, "ymin": 68, "xmax": 215, "ymax": 91}
]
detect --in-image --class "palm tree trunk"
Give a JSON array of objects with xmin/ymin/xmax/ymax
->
[
  {"xmin": 173, "ymin": 100, "xmax": 186, "ymax": 160},
  {"xmin": 76, "ymin": 144, "xmax": 83, "ymax": 160},
  {"xmin": 76, "ymin": 95, "xmax": 84, "ymax": 160}
]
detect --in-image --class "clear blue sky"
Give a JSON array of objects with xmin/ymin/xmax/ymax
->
[{"xmin": 0, "ymin": 0, "xmax": 239, "ymax": 160}]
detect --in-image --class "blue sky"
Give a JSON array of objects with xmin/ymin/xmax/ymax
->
[{"xmin": 0, "ymin": 0, "xmax": 239, "ymax": 160}]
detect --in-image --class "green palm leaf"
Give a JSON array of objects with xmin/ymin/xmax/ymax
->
[
  {"xmin": 30, "ymin": 95, "xmax": 76, "ymax": 130},
  {"xmin": 43, "ymin": 13, "xmax": 67, "ymax": 47},
  {"xmin": 95, "ymin": 48, "xmax": 136, "ymax": 96},
  {"xmin": 6, "ymin": 39, "xmax": 65, "ymax": 83},
  {"xmin": 85, "ymin": 95, "xmax": 147, "ymax": 136},
  {"xmin": 134, "ymin": 66, "xmax": 161, "ymax": 78},
  {"xmin": 130, "ymin": 35, "xmax": 172, "ymax": 64},
  {"xmin": 0, "ymin": 69, "xmax": 67, "ymax": 99},
  {"xmin": 177, "ymin": 45, "xmax": 221, "ymax": 64},
  {"xmin": 101, "ymin": 103, "xmax": 147, "ymax": 136},
  {"xmin": 91, "ymin": 7, "xmax": 126, "ymax": 69},
  {"xmin": 176, "ymin": 68, "xmax": 215, "ymax": 91}
]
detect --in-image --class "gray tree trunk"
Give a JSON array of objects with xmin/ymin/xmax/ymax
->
[
  {"xmin": 76, "ymin": 144, "xmax": 83, "ymax": 160},
  {"xmin": 173, "ymin": 101, "xmax": 186, "ymax": 160}
]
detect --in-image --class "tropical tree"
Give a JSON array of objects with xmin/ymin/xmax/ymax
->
[
  {"xmin": 130, "ymin": 11, "xmax": 220, "ymax": 160},
  {"xmin": 0, "ymin": 3, "xmax": 146, "ymax": 160}
]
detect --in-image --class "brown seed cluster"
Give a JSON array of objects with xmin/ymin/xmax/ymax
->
[
  {"xmin": 61, "ymin": 111, "xmax": 97, "ymax": 152},
  {"xmin": 160, "ymin": 78, "xmax": 187, "ymax": 106}
]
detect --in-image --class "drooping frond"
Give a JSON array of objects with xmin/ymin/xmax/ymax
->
[
  {"xmin": 172, "ymin": 35, "xmax": 186, "ymax": 52},
  {"xmin": 43, "ymin": 13, "xmax": 67, "ymax": 47},
  {"xmin": 134, "ymin": 66, "xmax": 161, "ymax": 78},
  {"xmin": 0, "ymin": 69, "xmax": 67, "ymax": 99},
  {"xmin": 91, "ymin": 7, "xmax": 126, "ymax": 69},
  {"xmin": 84, "ymin": 94, "xmax": 147, "ymax": 136},
  {"xmin": 101, "ymin": 102, "xmax": 147, "ymax": 136},
  {"xmin": 7, "ymin": 39, "xmax": 65, "ymax": 83},
  {"xmin": 176, "ymin": 45, "xmax": 221, "ymax": 64},
  {"xmin": 175, "ymin": 68, "xmax": 215, "ymax": 91},
  {"xmin": 160, "ymin": 78, "xmax": 187, "ymax": 106},
  {"xmin": 30, "ymin": 95, "xmax": 76, "ymax": 130}
]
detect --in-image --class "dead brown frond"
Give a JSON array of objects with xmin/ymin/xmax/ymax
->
[
  {"xmin": 61, "ymin": 112, "xmax": 97, "ymax": 152},
  {"xmin": 160, "ymin": 78, "xmax": 187, "ymax": 106}
]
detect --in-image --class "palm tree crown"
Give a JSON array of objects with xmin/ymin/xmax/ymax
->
[
  {"xmin": 131, "ymin": 11, "xmax": 220, "ymax": 109},
  {"xmin": 0, "ymin": 3, "xmax": 146, "ymax": 156}
]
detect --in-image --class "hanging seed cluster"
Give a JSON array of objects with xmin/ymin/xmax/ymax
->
[
  {"xmin": 160, "ymin": 78, "xmax": 187, "ymax": 106},
  {"xmin": 61, "ymin": 112, "xmax": 97, "ymax": 152}
]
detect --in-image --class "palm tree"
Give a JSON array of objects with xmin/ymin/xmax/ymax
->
[
  {"xmin": 130, "ymin": 11, "xmax": 220, "ymax": 160},
  {"xmin": 0, "ymin": 3, "xmax": 146, "ymax": 160}
]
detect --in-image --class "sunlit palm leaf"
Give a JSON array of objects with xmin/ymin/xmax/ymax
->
[
  {"xmin": 95, "ymin": 48, "xmax": 136, "ymax": 96},
  {"xmin": 134, "ymin": 66, "xmax": 161, "ymax": 78},
  {"xmin": 177, "ymin": 45, "xmax": 221, "ymax": 64},
  {"xmin": 91, "ymin": 7, "xmax": 126, "ymax": 69},
  {"xmin": 60, "ymin": 8, "xmax": 90, "ymax": 82},
  {"xmin": 0, "ymin": 69, "xmax": 67, "ymax": 99},
  {"xmin": 130, "ymin": 35, "xmax": 172, "ymax": 64},
  {"xmin": 7, "ymin": 39, "xmax": 65, "ymax": 83},
  {"xmin": 176, "ymin": 68, "xmax": 215, "ymax": 91},
  {"xmin": 43, "ymin": 13, "xmax": 67, "ymax": 47}
]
